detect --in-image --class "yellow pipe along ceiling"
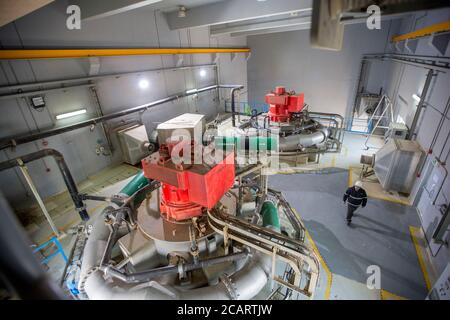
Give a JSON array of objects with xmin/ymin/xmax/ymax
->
[
  {"xmin": 392, "ymin": 20, "xmax": 450, "ymax": 43},
  {"xmin": 0, "ymin": 47, "xmax": 251, "ymax": 60}
]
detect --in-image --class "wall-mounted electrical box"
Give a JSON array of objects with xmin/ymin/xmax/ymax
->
[
  {"xmin": 117, "ymin": 125, "xmax": 150, "ymax": 165},
  {"xmin": 427, "ymin": 263, "xmax": 450, "ymax": 300},
  {"xmin": 384, "ymin": 122, "xmax": 408, "ymax": 141}
]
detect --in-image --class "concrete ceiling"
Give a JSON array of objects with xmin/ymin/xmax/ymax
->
[
  {"xmin": 157, "ymin": 0, "xmax": 225, "ymax": 13},
  {"xmin": 71, "ymin": 0, "xmax": 226, "ymax": 21},
  {"xmin": 163, "ymin": 0, "xmax": 313, "ymax": 37},
  {"xmin": 0, "ymin": 0, "xmax": 54, "ymax": 27}
]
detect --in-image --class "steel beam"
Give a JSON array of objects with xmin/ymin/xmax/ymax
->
[
  {"xmin": 0, "ymin": 0, "xmax": 54, "ymax": 27},
  {"xmin": 230, "ymin": 24, "xmax": 311, "ymax": 38},
  {"xmin": 164, "ymin": 0, "xmax": 312, "ymax": 30},
  {"xmin": 211, "ymin": 16, "xmax": 311, "ymax": 37},
  {"xmin": 72, "ymin": 0, "xmax": 162, "ymax": 21}
]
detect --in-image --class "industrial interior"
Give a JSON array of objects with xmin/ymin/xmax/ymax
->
[{"xmin": 0, "ymin": 0, "xmax": 449, "ymax": 301}]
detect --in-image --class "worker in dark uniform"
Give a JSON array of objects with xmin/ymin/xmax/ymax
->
[{"xmin": 343, "ymin": 180, "xmax": 367, "ymax": 225}]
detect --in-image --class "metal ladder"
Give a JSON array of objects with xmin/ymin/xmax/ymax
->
[{"xmin": 364, "ymin": 94, "xmax": 394, "ymax": 150}]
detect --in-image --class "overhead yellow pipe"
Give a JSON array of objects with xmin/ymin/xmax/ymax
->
[
  {"xmin": 392, "ymin": 20, "xmax": 450, "ymax": 43},
  {"xmin": 0, "ymin": 47, "xmax": 251, "ymax": 60}
]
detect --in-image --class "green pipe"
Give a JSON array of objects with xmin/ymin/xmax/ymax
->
[
  {"xmin": 215, "ymin": 136, "xmax": 278, "ymax": 151},
  {"xmin": 119, "ymin": 170, "xmax": 150, "ymax": 205},
  {"xmin": 119, "ymin": 170, "xmax": 149, "ymax": 196},
  {"xmin": 261, "ymin": 201, "xmax": 280, "ymax": 231}
]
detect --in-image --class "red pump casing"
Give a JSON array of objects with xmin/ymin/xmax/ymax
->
[
  {"xmin": 142, "ymin": 144, "xmax": 235, "ymax": 221},
  {"xmin": 265, "ymin": 86, "xmax": 304, "ymax": 123}
]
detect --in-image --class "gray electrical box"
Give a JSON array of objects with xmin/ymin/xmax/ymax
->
[
  {"xmin": 373, "ymin": 139, "xmax": 424, "ymax": 194},
  {"xmin": 117, "ymin": 125, "xmax": 150, "ymax": 165},
  {"xmin": 384, "ymin": 122, "xmax": 408, "ymax": 141},
  {"xmin": 427, "ymin": 263, "xmax": 450, "ymax": 300},
  {"xmin": 156, "ymin": 113, "xmax": 205, "ymax": 145}
]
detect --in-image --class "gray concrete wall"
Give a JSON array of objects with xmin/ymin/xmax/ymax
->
[
  {"xmin": 365, "ymin": 9, "xmax": 450, "ymax": 276},
  {"xmin": 0, "ymin": 0, "xmax": 247, "ymax": 207},
  {"xmin": 246, "ymin": 22, "xmax": 394, "ymax": 124}
]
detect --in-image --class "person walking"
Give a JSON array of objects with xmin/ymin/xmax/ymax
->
[{"xmin": 343, "ymin": 180, "xmax": 367, "ymax": 226}]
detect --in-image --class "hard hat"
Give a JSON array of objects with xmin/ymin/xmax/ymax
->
[{"xmin": 355, "ymin": 180, "xmax": 363, "ymax": 188}]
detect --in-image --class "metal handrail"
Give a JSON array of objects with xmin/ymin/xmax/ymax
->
[{"xmin": 363, "ymin": 95, "xmax": 393, "ymax": 150}]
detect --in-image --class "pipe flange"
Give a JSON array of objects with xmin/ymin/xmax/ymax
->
[
  {"xmin": 75, "ymin": 204, "xmax": 87, "ymax": 212},
  {"xmin": 78, "ymin": 266, "xmax": 98, "ymax": 295},
  {"xmin": 219, "ymin": 274, "xmax": 239, "ymax": 300}
]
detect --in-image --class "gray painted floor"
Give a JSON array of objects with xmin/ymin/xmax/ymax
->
[{"xmin": 269, "ymin": 169, "xmax": 428, "ymax": 299}]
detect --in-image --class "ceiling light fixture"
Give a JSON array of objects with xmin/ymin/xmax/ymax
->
[
  {"xmin": 56, "ymin": 108, "xmax": 87, "ymax": 120},
  {"xmin": 139, "ymin": 79, "xmax": 149, "ymax": 89},
  {"xmin": 178, "ymin": 6, "xmax": 187, "ymax": 18},
  {"xmin": 199, "ymin": 69, "xmax": 206, "ymax": 77}
]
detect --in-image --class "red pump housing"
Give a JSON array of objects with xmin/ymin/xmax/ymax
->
[
  {"xmin": 142, "ymin": 144, "xmax": 235, "ymax": 221},
  {"xmin": 265, "ymin": 86, "xmax": 304, "ymax": 123}
]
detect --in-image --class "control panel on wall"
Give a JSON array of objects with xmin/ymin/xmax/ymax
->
[{"xmin": 427, "ymin": 263, "xmax": 450, "ymax": 300}]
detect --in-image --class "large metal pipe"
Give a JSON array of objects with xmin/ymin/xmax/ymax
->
[
  {"xmin": 279, "ymin": 128, "xmax": 329, "ymax": 152},
  {"xmin": 0, "ymin": 191, "xmax": 67, "ymax": 300},
  {"xmin": 80, "ymin": 213, "xmax": 271, "ymax": 300},
  {"xmin": 408, "ymin": 69, "xmax": 434, "ymax": 140},
  {"xmin": 0, "ymin": 84, "xmax": 244, "ymax": 150},
  {"xmin": 230, "ymin": 86, "xmax": 244, "ymax": 127},
  {"xmin": 0, "ymin": 64, "xmax": 217, "ymax": 99},
  {"xmin": 102, "ymin": 251, "xmax": 249, "ymax": 284},
  {"xmin": 0, "ymin": 149, "xmax": 89, "ymax": 221}
]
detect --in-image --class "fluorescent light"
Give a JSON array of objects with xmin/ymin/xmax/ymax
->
[
  {"xmin": 139, "ymin": 79, "xmax": 149, "ymax": 89},
  {"xmin": 199, "ymin": 69, "xmax": 206, "ymax": 77},
  {"xmin": 412, "ymin": 94, "xmax": 421, "ymax": 103},
  {"xmin": 186, "ymin": 89, "xmax": 198, "ymax": 94},
  {"xmin": 56, "ymin": 109, "xmax": 87, "ymax": 120}
]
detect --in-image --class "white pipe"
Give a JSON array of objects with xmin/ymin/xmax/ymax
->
[
  {"xmin": 80, "ymin": 213, "xmax": 271, "ymax": 300},
  {"xmin": 279, "ymin": 128, "xmax": 329, "ymax": 152}
]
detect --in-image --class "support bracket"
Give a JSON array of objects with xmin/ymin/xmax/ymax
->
[{"xmin": 429, "ymin": 32, "xmax": 450, "ymax": 56}]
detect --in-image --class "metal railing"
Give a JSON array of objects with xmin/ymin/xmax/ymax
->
[{"xmin": 32, "ymin": 236, "xmax": 68, "ymax": 265}]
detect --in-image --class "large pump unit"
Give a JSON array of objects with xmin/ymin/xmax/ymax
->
[
  {"xmin": 211, "ymin": 86, "xmax": 344, "ymax": 167},
  {"xmin": 266, "ymin": 86, "xmax": 305, "ymax": 123},
  {"xmin": 77, "ymin": 113, "xmax": 320, "ymax": 300}
]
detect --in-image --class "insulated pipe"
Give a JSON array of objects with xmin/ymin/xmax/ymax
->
[
  {"xmin": 0, "ymin": 149, "xmax": 89, "ymax": 221},
  {"xmin": 279, "ymin": 128, "xmax": 329, "ymax": 152},
  {"xmin": 103, "ymin": 251, "xmax": 249, "ymax": 284},
  {"xmin": 261, "ymin": 201, "xmax": 280, "ymax": 231},
  {"xmin": 118, "ymin": 171, "xmax": 149, "ymax": 197},
  {"xmin": 0, "ymin": 84, "xmax": 245, "ymax": 150},
  {"xmin": 117, "ymin": 170, "xmax": 151, "ymax": 208},
  {"xmin": 80, "ymin": 213, "xmax": 271, "ymax": 300}
]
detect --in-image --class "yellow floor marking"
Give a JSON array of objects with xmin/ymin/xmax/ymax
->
[
  {"xmin": 409, "ymin": 226, "xmax": 432, "ymax": 291},
  {"xmin": 331, "ymin": 155, "xmax": 336, "ymax": 168},
  {"xmin": 348, "ymin": 167, "xmax": 354, "ymax": 187},
  {"xmin": 380, "ymin": 289, "xmax": 407, "ymax": 300},
  {"xmin": 292, "ymin": 208, "xmax": 332, "ymax": 300},
  {"xmin": 367, "ymin": 194, "xmax": 410, "ymax": 206}
]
